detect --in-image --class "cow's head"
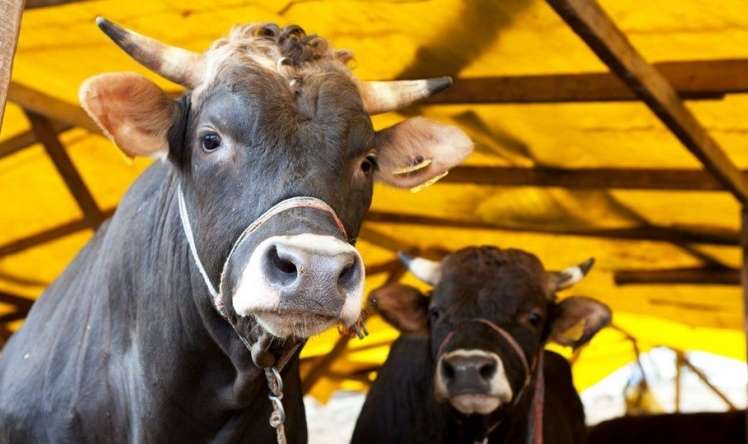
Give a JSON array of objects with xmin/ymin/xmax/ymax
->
[
  {"xmin": 80, "ymin": 19, "xmax": 472, "ymax": 339},
  {"xmin": 371, "ymin": 247, "xmax": 610, "ymax": 417}
]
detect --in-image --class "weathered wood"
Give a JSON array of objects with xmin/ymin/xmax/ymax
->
[
  {"xmin": 0, "ymin": 0, "xmax": 24, "ymax": 131},
  {"xmin": 614, "ymin": 267, "xmax": 739, "ymax": 286},
  {"xmin": 26, "ymin": 111, "xmax": 105, "ymax": 228},
  {"xmin": 428, "ymin": 59, "xmax": 748, "ymax": 104},
  {"xmin": 0, "ymin": 120, "xmax": 72, "ymax": 159},
  {"xmin": 443, "ymin": 166, "xmax": 738, "ymax": 191},
  {"xmin": 545, "ymin": 0, "xmax": 748, "ymax": 203},
  {"xmin": 366, "ymin": 211, "xmax": 739, "ymax": 246},
  {"xmin": 9, "ymin": 82, "xmax": 101, "ymax": 134},
  {"xmin": 741, "ymin": 207, "xmax": 748, "ymax": 440}
]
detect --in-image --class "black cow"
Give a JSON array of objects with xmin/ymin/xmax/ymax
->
[
  {"xmin": 0, "ymin": 19, "xmax": 472, "ymax": 442},
  {"xmin": 352, "ymin": 246, "xmax": 611, "ymax": 444},
  {"xmin": 588, "ymin": 411, "xmax": 745, "ymax": 444}
]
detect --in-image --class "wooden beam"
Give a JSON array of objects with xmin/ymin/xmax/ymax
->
[
  {"xmin": 0, "ymin": 207, "xmax": 114, "ymax": 257},
  {"xmin": 443, "ymin": 166, "xmax": 740, "ymax": 191},
  {"xmin": 545, "ymin": 0, "xmax": 748, "ymax": 203},
  {"xmin": 0, "ymin": 0, "xmax": 24, "ymax": 131},
  {"xmin": 614, "ymin": 267, "xmax": 739, "ymax": 286},
  {"xmin": 0, "ymin": 291, "xmax": 33, "ymax": 311},
  {"xmin": 681, "ymin": 353, "xmax": 738, "ymax": 411},
  {"xmin": 26, "ymin": 111, "xmax": 105, "ymax": 228},
  {"xmin": 24, "ymin": 0, "xmax": 89, "ymax": 8},
  {"xmin": 9, "ymin": 82, "xmax": 101, "ymax": 134},
  {"xmin": 428, "ymin": 59, "xmax": 748, "ymax": 104},
  {"xmin": 366, "ymin": 211, "xmax": 739, "ymax": 246},
  {"xmin": 0, "ymin": 120, "xmax": 72, "ymax": 159}
]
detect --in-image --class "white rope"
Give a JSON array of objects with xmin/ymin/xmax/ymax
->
[{"xmin": 177, "ymin": 185, "xmax": 220, "ymax": 300}]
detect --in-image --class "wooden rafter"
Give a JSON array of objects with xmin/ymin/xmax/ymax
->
[
  {"xmin": 366, "ymin": 211, "xmax": 739, "ymax": 246},
  {"xmin": 0, "ymin": 290, "xmax": 33, "ymax": 311},
  {"xmin": 25, "ymin": 111, "xmax": 105, "ymax": 228},
  {"xmin": 430, "ymin": 59, "xmax": 748, "ymax": 104},
  {"xmin": 443, "ymin": 166, "xmax": 745, "ymax": 191},
  {"xmin": 545, "ymin": 0, "xmax": 748, "ymax": 204},
  {"xmin": 9, "ymin": 82, "xmax": 100, "ymax": 134},
  {"xmin": 0, "ymin": 0, "xmax": 24, "ymax": 131},
  {"xmin": 614, "ymin": 267, "xmax": 739, "ymax": 286},
  {"xmin": 0, "ymin": 120, "xmax": 72, "ymax": 159},
  {"xmin": 24, "ymin": 0, "xmax": 89, "ymax": 8}
]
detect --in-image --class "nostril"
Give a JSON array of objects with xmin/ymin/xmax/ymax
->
[
  {"xmin": 479, "ymin": 361, "xmax": 497, "ymax": 380},
  {"xmin": 269, "ymin": 246, "xmax": 297, "ymax": 275},
  {"xmin": 337, "ymin": 258, "xmax": 358, "ymax": 289},
  {"xmin": 442, "ymin": 360, "xmax": 456, "ymax": 381}
]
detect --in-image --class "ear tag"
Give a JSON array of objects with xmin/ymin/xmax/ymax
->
[
  {"xmin": 393, "ymin": 158, "xmax": 432, "ymax": 175},
  {"xmin": 409, "ymin": 171, "xmax": 449, "ymax": 193},
  {"xmin": 561, "ymin": 319, "xmax": 587, "ymax": 343}
]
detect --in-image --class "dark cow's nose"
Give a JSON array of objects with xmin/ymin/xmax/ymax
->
[
  {"xmin": 262, "ymin": 236, "xmax": 361, "ymax": 296},
  {"xmin": 441, "ymin": 353, "xmax": 498, "ymax": 393}
]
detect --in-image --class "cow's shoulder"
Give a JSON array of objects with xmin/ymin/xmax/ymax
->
[{"xmin": 541, "ymin": 350, "xmax": 586, "ymax": 444}]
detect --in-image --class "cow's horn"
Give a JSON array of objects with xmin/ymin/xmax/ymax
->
[
  {"xmin": 398, "ymin": 251, "xmax": 442, "ymax": 286},
  {"xmin": 96, "ymin": 17, "xmax": 205, "ymax": 88},
  {"xmin": 546, "ymin": 258, "xmax": 595, "ymax": 296},
  {"xmin": 359, "ymin": 77, "xmax": 453, "ymax": 115}
]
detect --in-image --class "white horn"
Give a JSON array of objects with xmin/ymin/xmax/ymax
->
[
  {"xmin": 358, "ymin": 77, "xmax": 453, "ymax": 115},
  {"xmin": 96, "ymin": 17, "xmax": 205, "ymax": 88},
  {"xmin": 547, "ymin": 258, "xmax": 595, "ymax": 295},
  {"xmin": 398, "ymin": 251, "xmax": 442, "ymax": 286}
]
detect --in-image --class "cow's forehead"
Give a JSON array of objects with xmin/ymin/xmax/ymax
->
[
  {"xmin": 194, "ymin": 23, "xmax": 353, "ymax": 100},
  {"xmin": 434, "ymin": 247, "xmax": 548, "ymax": 310}
]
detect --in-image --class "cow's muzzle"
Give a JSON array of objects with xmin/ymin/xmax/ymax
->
[
  {"xmin": 233, "ymin": 233, "xmax": 363, "ymax": 337},
  {"xmin": 434, "ymin": 349, "xmax": 513, "ymax": 415}
]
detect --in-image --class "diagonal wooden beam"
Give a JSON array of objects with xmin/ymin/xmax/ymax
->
[
  {"xmin": 0, "ymin": 291, "xmax": 33, "ymax": 311},
  {"xmin": 9, "ymin": 82, "xmax": 101, "ymax": 134},
  {"xmin": 366, "ymin": 211, "xmax": 739, "ymax": 246},
  {"xmin": 25, "ymin": 111, "xmax": 105, "ymax": 228},
  {"xmin": 0, "ymin": 207, "xmax": 114, "ymax": 257},
  {"xmin": 614, "ymin": 267, "xmax": 740, "ymax": 286},
  {"xmin": 0, "ymin": 120, "xmax": 73, "ymax": 160},
  {"xmin": 545, "ymin": 0, "xmax": 748, "ymax": 204},
  {"xmin": 428, "ymin": 59, "xmax": 748, "ymax": 104},
  {"xmin": 0, "ymin": 0, "xmax": 24, "ymax": 131}
]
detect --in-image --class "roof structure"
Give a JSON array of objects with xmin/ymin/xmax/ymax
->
[{"xmin": 1, "ymin": 0, "xmax": 748, "ymax": 403}]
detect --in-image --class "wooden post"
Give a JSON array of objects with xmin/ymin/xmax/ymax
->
[
  {"xmin": 674, "ymin": 350, "xmax": 683, "ymax": 413},
  {"xmin": 742, "ymin": 207, "xmax": 748, "ymax": 437},
  {"xmin": 0, "ymin": 0, "xmax": 24, "ymax": 131}
]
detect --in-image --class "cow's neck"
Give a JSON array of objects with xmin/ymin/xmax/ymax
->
[{"xmin": 115, "ymin": 164, "xmax": 290, "ymax": 420}]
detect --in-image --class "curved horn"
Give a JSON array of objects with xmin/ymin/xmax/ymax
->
[
  {"xmin": 359, "ymin": 77, "xmax": 453, "ymax": 115},
  {"xmin": 96, "ymin": 17, "xmax": 205, "ymax": 88},
  {"xmin": 398, "ymin": 251, "xmax": 442, "ymax": 286},
  {"xmin": 547, "ymin": 258, "xmax": 595, "ymax": 296}
]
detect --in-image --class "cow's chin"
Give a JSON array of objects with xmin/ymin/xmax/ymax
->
[
  {"xmin": 253, "ymin": 310, "xmax": 339, "ymax": 338},
  {"xmin": 449, "ymin": 394, "xmax": 502, "ymax": 416}
]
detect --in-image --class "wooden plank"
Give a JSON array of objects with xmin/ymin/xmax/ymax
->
[
  {"xmin": 0, "ymin": 0, "xmax": 24, "ymax": 131},
  {"xmin": 614, "ymin": 267, "xmax": 739, "ymax": 286},
  {"xmin": 0, "ymin": 120, "xmax": 72, "ymax": 159},
  {"xmin": 545, "ymin": 0, "xmax": 748, "ymax": 203},
  {"xmin": 0, "ymin": 290, "xmax": 33, "ymax": 311},
  {"xmin": 9, "ymin": 82, "xmax": 101, "ymax": 134},
  {"xmin": 443, "ymin": 166, "xmax": 733, "ymax": 191},
  {"xmin": 26, "ymin": 111, "xmax": 105, "ymax": 228},
  {"xmin": 428, "ymin": 59, "xmax": 748, "ymax": 104},
  {"xmin": 366, "ymin": 211, "xmax": 739, "ymax": 246},
  {"xmin": 0, "ymin": 207, "xmax": 114, "ymax": 257}
]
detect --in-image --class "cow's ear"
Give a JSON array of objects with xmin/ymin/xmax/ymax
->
[
  {"xmin": 373, "ymin": 117, "xmax": 473, "ymax": 190},
  {"xmin": 369, "ymin": 283, "xmax": 429, "ymax": 334},
  {"xmin": 549, "ymin": 296, "xmax": 611, "ymax": 348},
  {"xmin": 80, "ymin": 72, "xmax": 176, "ymax": 158}
]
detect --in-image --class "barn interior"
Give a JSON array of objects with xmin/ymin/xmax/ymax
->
[{"xmin": 1, "ymin": 0, "xmax": 747, "ymax": 437}]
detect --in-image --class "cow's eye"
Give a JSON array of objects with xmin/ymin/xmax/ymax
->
[
  {"xmin": 528, "ymin": 312, "xmax": 543, "ymax": 327},
  {"xmin": 201, "ymin": 132, "xmax": 222, "ymax": 152},
  {"xmin": 429, "ymin": 307, "xmax": 441, "ymax": 323},
  {"xmin": 361, "ymin": 154, "xmax": 377, "ymax": 176}
]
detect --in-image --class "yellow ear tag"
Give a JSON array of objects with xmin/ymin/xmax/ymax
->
[
  {"xmin": 409, "ymin": 171, "xmax": 448, "ymax": 193},
  {"xmin": 561, "ymin": 319, "xmax": 587, "ymax": 343},
  {"xmin": 393, "ymin": 158, "xmax": 432, "ymax": 175}
]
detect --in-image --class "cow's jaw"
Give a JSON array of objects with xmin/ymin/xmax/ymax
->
[{"xmin": 232, "ymin": 233, "xmax": 364, "ymax": 338}]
